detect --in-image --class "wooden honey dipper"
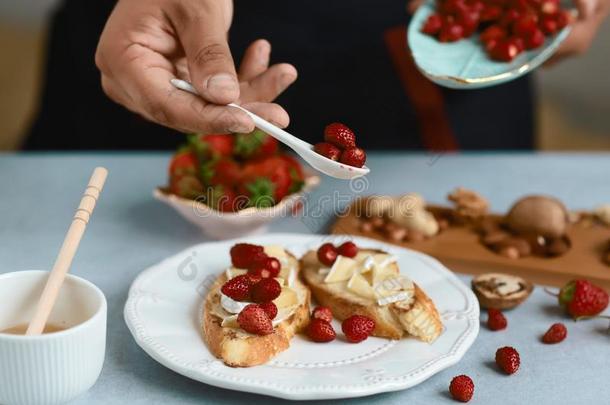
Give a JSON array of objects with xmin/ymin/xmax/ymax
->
[{"xmin": 26, "ymin": 167, "xmax": 108, "ymax": 335}]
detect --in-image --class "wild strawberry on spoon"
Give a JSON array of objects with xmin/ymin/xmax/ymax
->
[{"xmin": 314, "ymin": 123, "xmax": 367, "ymax": 168}]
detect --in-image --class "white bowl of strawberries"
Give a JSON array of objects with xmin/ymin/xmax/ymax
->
[{"xmin": 155, "ymin": 130, "xmax": 319, "ymax": 240}]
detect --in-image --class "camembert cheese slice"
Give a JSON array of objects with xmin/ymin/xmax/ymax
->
[
  {"xmin": 347, "ymin": 272, "xmax": 376, "ymax": 299},
  {"xmin": 221, "ymin": 315, "xmax": 240, "ymax": 328},
  {"xmin": 264, "ymin": 245, "xmax": 288, "ymax": 260},
  {"xmin": 225, "ymin": 267, "xmax": 248, "ymax": 279},
  {"xmin": 324, "ymin": 256, "xmax": 357, "ymax": 283},
  {"xmin": 273, "ymin": 287, "xmax": 298, "ymax": 309}
]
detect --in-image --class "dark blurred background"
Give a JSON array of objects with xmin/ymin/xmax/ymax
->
[{"xmin": 1, "ymin": 0, "xmax": 610, "ymax": 151}]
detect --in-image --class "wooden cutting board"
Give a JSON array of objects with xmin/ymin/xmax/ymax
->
[{"xmin": 332, "ymin": 203, "xmax": 610, "ymax": 289}]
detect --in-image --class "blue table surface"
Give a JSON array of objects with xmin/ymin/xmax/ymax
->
[{"xmin": 1, "ymin": 152, "xmax": 609, "ymax": 404}]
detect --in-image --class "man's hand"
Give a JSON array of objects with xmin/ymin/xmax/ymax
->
[
  {"xmin": 547, "ymin": 0, "xmax": 610, "ymax": 65},
  {"xmin": 95, "ymin": 0, "xmax": 297, "ymax": 134}
]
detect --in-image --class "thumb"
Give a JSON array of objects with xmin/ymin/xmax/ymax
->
[{"xmin": 171, "ymin": 2, "xmax": 239, "ymax": 104}]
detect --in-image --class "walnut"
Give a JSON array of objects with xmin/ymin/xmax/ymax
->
[
  {"xmin": 594, "ymin": 204, "xmax": 610, "ymax": 226},
  {"xmin": 448, "ymin": 187, "xmax": 489, "ymax": 219}
]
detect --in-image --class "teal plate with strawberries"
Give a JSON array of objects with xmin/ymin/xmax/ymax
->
[{"xmin": 407, "ymin": 0, "xmax": 574, "ymax": 89}]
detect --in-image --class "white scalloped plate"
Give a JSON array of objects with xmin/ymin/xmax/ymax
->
[{"xmin": 124, "ymin": 233, "xmax": 479, "ymax": 400}]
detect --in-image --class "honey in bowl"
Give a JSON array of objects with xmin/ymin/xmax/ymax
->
[{"xmin": 1, "ymin": 323, "xmax": 67, "ymax": 335}]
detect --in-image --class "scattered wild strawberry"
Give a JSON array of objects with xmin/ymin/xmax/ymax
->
[
  {"xmin": 259, "ymin": 302, "xmax": 278, "ymax": 320},
  {"xmin": 248, "ymin": 256, "xmax": 281, "ymax": 278},
  {"xmin": 338, "ymin": 241, "xmax": 359, "ymax": 258},
  {"xmin": 251, "ymin": 278, "xmax": 282, "ymax": 303},
  {"xmin": 237, "ymin": 304, "xmax": 273, "ymax": 335},
  {"xmin": 317, "ymin": 243, "xmax": 338, "ymax": 266},
  {"xmin": 342, "ymin": 315, "xmax": 376, "ymax": 343},
  {"xmin": 230, "ymin": 243, "xmax": 265, "ymax": 269},
  {"xmin": 542, "ymin": 323, "xmax": 567, "ymax": 344},
  {"xmin": 220, "ymin": 274, "xmax": 254, "ymax": 301},
  {"xmin": 495, "ymin": 346, "xmax": 520, "ymax": 374},
  {"xmin": 449, "ymin": 375, "xmax": 475, "ymax": 402},
  {"xmin": 487, "ymin": 308, "xmax": 508, "ymax": 331},
  {"xmin": 307, "ymin": 319, "xmax": 337, "ymax": 342}
]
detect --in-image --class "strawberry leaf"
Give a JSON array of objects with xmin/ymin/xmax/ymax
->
[
  {"xmin": 199, "ymin": 158, "xmax": 219, "ymax": 185},
  {"xmin": 246, "ymin": 177, "xmax": 275, "ymax": 208},
  {"xmin": 288, "ymin": 167, "xmax": 305, "ymax": 194},
  {"xmin": 234, "ymin": 130, "xmax": 267, "ymax": 158},
  {"xmin": 559, "ymin": 281, "xmax": 575, "ymax": 307}
]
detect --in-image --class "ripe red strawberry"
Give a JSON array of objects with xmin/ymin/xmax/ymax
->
[
  {"xmin": 510, "ymin": 36, "xmax": 525, "ymax": 53},
  {"xmin": 490, "ymin": 40, "xmax": 520, "ymax": 61},
  {"xmin": 169, "ymin": 150, "xmax": 198, "ymax": 179},
  {"xmin": 169, "ymin": 175, "xmax": 204, "ymax": 199},
  {"xmin": 457, "ymin": 9, "xmax": 480, "ymax": 36},
  {"xmin": 324, "ymin": 123, "xmax": 356, "ymax": 149},
  {"xmin": 480, "ymin": 25, "xmax": 507, "ymax": 44},
  {"xmin": 487, "ymin": 309, "xmax": 508, "ymax": 331},
  {"xmin": 312, "ymin": 306, "xmax": 333, "ymax": 323},
  {"xmin": 422, "ymin": 13, "xmax": 443, "ymax": 35},
  {"xmin": 442, "ymin": 0, "xmax": 469, "ymax": 14},
  {"xmin": 314, "ymin": 142, "xmax": 342, "ymax": 161},
  {"xmin": 251, "ymin": 278, "xmax": 282, "ymax": 303},
  {"xmin": 221, "ymin": 274, "xmax": 253, "ymax": 301},
  {"xmin": 245, "ymin": 272, "xmax": 262, "ymax": 285},
  {"xmin": 279, "ymin": 154, "xmax": 304, "ymax": 179},
  {"xmin": 495, "ymin": 346, "xmax": 520, "ymax": 374},
  {"xmin": 230, "ymin": 243, "xmax": 265, "ymax": 269},
  {"xmin": 317, "ymin": 243, "xmax": 338, "ymax": 266},
  {"xmin": 500, "ymin": 8, "xmax": 522, "ymax": 27},
  {"xmin": 558, "ymin": 279, "xmax": 609, "ymax": 319},
  {"xmin": 259, "ymin": 302, "xmax": 278, "ymax": 320},
  {"xmin": 540, "ymin": 15, "xmax": 558, "ymax": 34},
  {"xmin": 234, "ymin": 129, "xmax": 278, "ymax": 159},
  {"xmin": 449, "ymin": 375, "xmax": 475, "ymax": 402},
  {"xmin": 542, "ymin": 323, "xmax": 567, "ymax": 344},
  {"xmin": 190, "ymin": 133, "xmax": 234, "ymax": 159},
  {"xmin": 339, "ymin": 148, "xmax": 367, "ymax": 168},
  {"xmin": 554, "ymin": 10, "xmax": 570, "ymax": 29},
  {"xmin": 241, "ymin": 156, "xmax": 293, "ymax": 203},
  {"xmin": 342, "ymin": 315, "xmax": 376, "ymax": 343},
  {"xmin": 248, "ymin": 256, "xmax": 281, "ymax": 278},
  {"xmin": 207, "ymin": 185, "xmax": 244, "ymax": 212},
  {"xmin": 202, "ymin": 158, "xmax": 241, "ymax": 187},
  {"xmin": 524, "ymin": 29, "xmax": 545, "ymax": 49},
  {"xmin": 237, "ymin": 304, "xmax": 273, "ymax": 335},
  {"xmin": 439, "ymin": 23, "xmax": 465, "ymax": 42},
  {"xmin": 338, "ymin": 241, "xmax": 359, "ymax": 258},
  {"xmin": 307, "ymin": 319, "xmax": 336, "ymax": 342},
  {"xmin": 513, "ymin": 15, "xmax": 538, "ymax": 37},
  {"xmin": 540, "ymin": 0, "xmax": 559, "ymax": 14},
  {"xmin": 480, "ymin": 4, "xmax": 503, "ymax": 22}
]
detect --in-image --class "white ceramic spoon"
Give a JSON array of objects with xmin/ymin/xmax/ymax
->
[{"xmin": 170, "ymin": 78, "xmax": 369, "ymax": 180}]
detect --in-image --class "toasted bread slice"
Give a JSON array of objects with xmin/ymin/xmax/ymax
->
[
  {"xmin": 301, "ymin": 249, "xmax": 442, "ymax": 343},
  {"xmin": 202, "ymin": 249, "xmax": 310, "ymax": 367}
]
